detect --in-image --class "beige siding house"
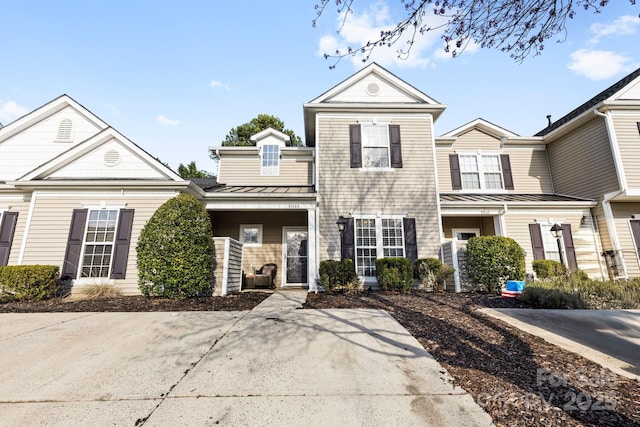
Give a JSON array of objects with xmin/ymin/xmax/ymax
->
[
  {"xmin": 304, "ymin": 64, "xmax": 445, "ymax": 286},
  {"xmin": 3, "ymin": 64, "xmax": 640, "ymax": 295},
  {"xmin": 0, "ymin": 95, "xmax": 196, "ymax": 295}
]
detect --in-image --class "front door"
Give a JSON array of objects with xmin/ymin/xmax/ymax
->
[{"xmin": 283, "ymin": 227, "xmax": 308, "ymax": 286}]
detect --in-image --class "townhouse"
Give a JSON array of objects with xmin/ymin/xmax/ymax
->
[{"xmin": 1, "ymin": 64, "xmax": 639, "ymax": 294}]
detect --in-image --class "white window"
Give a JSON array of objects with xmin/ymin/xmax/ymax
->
[
  {"xmin": 361, "ymin": 124, "xmax": 390, "ymax": 168},
  {"xmin": 81, "ymin": 209, "xmax": 118, "ymax": 277},
  {"xmin": 452, "ymin": 228, "xmax": 480, "ymax": 241},
  {"xmin": 260, "ymin": 144, "xmax": 279, "ymax": 176},
  {"xmin": 240, "ymin": 224, "xmax": 263, "ymax": 246},
  {"xmin": 56, "ymin": 119, "xmax": 73, "ymax": 141},
  {"xmin": 459, "ymin": 154, "xmax": 504, "ymax": 190},
  {"xmin": 355, "ymin": 216, "xmax": 405, "ymax": 276}
]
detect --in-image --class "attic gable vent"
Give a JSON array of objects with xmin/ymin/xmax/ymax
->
[
  {"xmin": 366, "ymin": 82, "xmax": 380, "ymax": 96},
  {"xmin": 56, "ymin": 119, "xmax": 73, "ymax": 141},
  {"xmin": 104, "ymin": 150, "xmax": 121, "ymax": 167}
]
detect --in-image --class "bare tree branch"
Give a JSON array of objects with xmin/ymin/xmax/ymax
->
[{"xmin": 313, "ymin": 0, "xmax": 639, "ymax": 67}]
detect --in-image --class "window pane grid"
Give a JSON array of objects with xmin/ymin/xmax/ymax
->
[
  {"xmin": 261, "ymin": 144, "xmax": 279, "ymax": 176},
  {"xmin": 81, "ymin": 209, "xmax": 118, "ymax": 278},
  {"xmin": 460, "ymin": 154, "xmax": 504, "ymax": 190},
  {"xmin": 354, "ymin": 217, "xmax": 405, "ymax": 277}
]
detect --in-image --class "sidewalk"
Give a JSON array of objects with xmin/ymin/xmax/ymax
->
[{"xmin": 0, "ymin": 292, "xmax": 493, "ymax": 426}]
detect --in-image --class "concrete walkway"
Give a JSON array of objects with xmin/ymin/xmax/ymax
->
[
  {"xmin": 0, "ymin": 291, "xmax": 492, "ymax": 426},
  {"xmin": 480, "ymin": 308, "xmax": 640, "ymax": 381}
]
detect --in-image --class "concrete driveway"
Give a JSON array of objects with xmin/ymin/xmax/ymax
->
[
  {"xmin": 0, "ymin": 292, "xmax": 492, "ymax": 426},
  {"xmin": 480, "ymin": 308, "xmax": 640, "ymax": 380}
]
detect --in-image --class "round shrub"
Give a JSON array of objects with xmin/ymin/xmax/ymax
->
[
  {"xmin": 464, "ymin": 236, "xmax": 525, "ymax": 293},
  {"xmin": 137, "ymin": 194, "xmax": 214, "ymax": 298},
  {"xmin": 375, "ymin": 257, "xmax": 413, "ymax": 291},
  {"xmin": 319, "ymin": 259, "xmax": 359, "ymax": 291},
  {"xmin": 532, "ymin": 260, "xmax": 566, "ymax": 278}
]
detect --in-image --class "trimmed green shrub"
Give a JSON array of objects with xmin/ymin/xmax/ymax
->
[
  {"xmin": 414, "ymin": 258, "xmax": 455, "ymax": 292},
  {"xmin": 319, "ymin": 259, "xmax": 359, "ymax": 291},
  {"xmin": 464, "ymin": 236, "xmax": 525, "ymax": 293},
  {"xmin": 0, "ymin": 265, "xmax": 59, "ymax": 302},
  {"xmin": 532, "ymin": 260, "xmax": 566, "ymax": 278},
  {"xmin": 376, "ymin": 258, "xmax": 413, "ymax": 291},
  {"xmin": 137, "ymin": 194, "xmax": 214, "ymax": 298}
]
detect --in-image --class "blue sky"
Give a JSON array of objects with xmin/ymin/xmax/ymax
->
[{"xmin": 1, "ymin": 1, "xmax": 639, "ymax": 171}]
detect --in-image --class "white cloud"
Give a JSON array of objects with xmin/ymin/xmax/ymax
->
[
  {"xmin": 590, "ymin": 15, "xmax": 640, "ymax": 44},
  {"xmin": 156, "ymin": 114, "xmax": 181, "ymax": 126},
  {"xmin": 0, "ymin": 100, "xmax": 29, "ymax": 124},
  {"xmin": 318, "ymin": 1, "xmax": 452, "ymax": 68},
  {"xmin": 210, "ymin": 80, "xmax": 231, "ymax": 91},
  {"xmin": 567, "ymin": 49, "xmax": 635, "ymax": 80}
]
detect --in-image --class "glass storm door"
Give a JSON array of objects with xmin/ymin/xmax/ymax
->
[{"xmin": 284, "ymin": 228, "xmax": 308, "ymax": 285}]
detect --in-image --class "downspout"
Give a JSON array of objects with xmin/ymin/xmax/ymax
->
[{"xmin": 594, "ymin": 108, "xmax": 628, "ymax": 277}]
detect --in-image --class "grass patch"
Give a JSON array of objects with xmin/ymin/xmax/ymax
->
[
  {"xmin": 68, "ymin": 283, "xmax": 123, "ymax": 301},
  {"xmin": 519, "ymin": 275, "xmax": 640, "ymax": 309}
]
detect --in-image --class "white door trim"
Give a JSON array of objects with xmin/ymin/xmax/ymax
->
[{"xmin": 281, "ymin": 227, "xmax": 309, "ymax": 288}]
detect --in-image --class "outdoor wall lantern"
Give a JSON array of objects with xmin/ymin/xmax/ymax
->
[{"xmin": 550, "ymin": 223, "xmax": 565, "ymax": 265}]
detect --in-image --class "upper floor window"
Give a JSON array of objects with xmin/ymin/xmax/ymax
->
[
  {"xmin": 450, "ymin": 153, "xmax": 513, "ymax": 191},
  {"xmin": 350, "ymin": 123, "xmax": 402, "ymax": 169},
  {"xmin": 261, "ymin": 144, "xmax": 279, "ymax": 176},
  {"xmin": 56, "ymin": 119, "xmax": 73, "ymax": 141},
  {"xmin": 362, "ymin": 124, "xmax": 389, "ymax": 168}
]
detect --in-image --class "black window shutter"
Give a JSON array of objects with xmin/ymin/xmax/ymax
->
[
  {"xmin": 349, "ymin": 124, "xmax": 362, "ymax": 168},
  {"xmin": 389, "ymin": 124, "xmax": 402, "ymax": 168},
  {"xmin": 0, "ymin": 212, "xmax": 19, "ymax": 266},
  {"xmin": 528, "ymin": 224, "xmax": 545, "ymax": 261},
  {"xmin": 341, "ymin": 217, "xmax": 355, "ymax": 262},
  {"xmin": 630, "ymin": 220, "xmax": 640, "ymax": 254},
  {"xmin": 110, "ymin": 209, "xmax": 135, "ymax": 279},
  {"xmin": 500, "ymin": 154, "xmax": 514, "ymax": 190},
  {"xmin": 403, "ymin": 217, "xmax": 418, "ymax": 261},
  {"xmin": 449, "ymin": 154, "xmax": 462, "ymax": 190},
  {"xmin": 561, "ymin": 224, "xmax": 578, "ymax": 272},
  {"xmin": 62, "ymin": 209, "xmax": 88, "ymax": 279}
]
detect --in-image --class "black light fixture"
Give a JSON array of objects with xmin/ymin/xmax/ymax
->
[
  {"xmin": 336, "ymin": 216, "xmax": 349, "ymax": 292},
  {"xmin": 550, "ymin": 223, "xmax": 565, "ymax": 265}
]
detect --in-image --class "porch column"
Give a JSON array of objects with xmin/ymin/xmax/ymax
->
[{"xmin": 307, "ymin": 208, "xmax": 318, "ymax": 292}]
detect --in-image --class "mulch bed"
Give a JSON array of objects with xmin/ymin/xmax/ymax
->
[
  {"xmin": 304, "ymin": 292, "xmax": 640, "ymax": 427},
  {"xmin": 0, "ymin": 291, "xmax": 271, "ymax": 313},
  {"xmin": 2, "ymin": 290, "xmax": 638, "ymax": 426}
]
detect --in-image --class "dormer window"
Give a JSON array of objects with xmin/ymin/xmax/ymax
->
[
  {"xmin": 260, "ymin": 144, "xmax": 280, "ymax": 176},
  {"xmin": 56, "ymin": 119, "xmax": 73, "ymax": 141}
]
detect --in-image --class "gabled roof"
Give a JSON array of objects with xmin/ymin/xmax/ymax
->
[
  {"xmin": 535, "ymin": 67, "xmax": 640, "ymax": 137},
  {"xmin": 249, "ymin": 127, "xmax": 291, "ymax": 145},
  {"xmin": 303, "ymin": 62, "xmax": 447, "ymax": 146},
  {"xmin": 308, "ymin": 62, "xmax": 442, "ymax": 105},
  {"xmin": 442, "ymin": 118, "xmax": 519, "ymax": 139},
  {"xmin": 17, "ymin": 127, "xmax": 183, "ymax": 182},
  {"xmin": 0, "ymin": 94, "xmax": 108, "ymax": 144}
]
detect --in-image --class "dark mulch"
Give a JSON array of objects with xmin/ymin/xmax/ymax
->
[
  {"xmin": 0, "ymin": 291, "xmax": 271, "ymax": 313},
  {"xmin": 304, "ymin": 291, "xmax": 640, "ymax": 427}
]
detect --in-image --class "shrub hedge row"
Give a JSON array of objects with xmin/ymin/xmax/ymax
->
[
  {"xmin": 0, "ymin": 265, "xmax": 59, "ymax": 301},
  {"xmin": 319, "ymin": 259, "xmax": 360, "ymax": 291}
]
